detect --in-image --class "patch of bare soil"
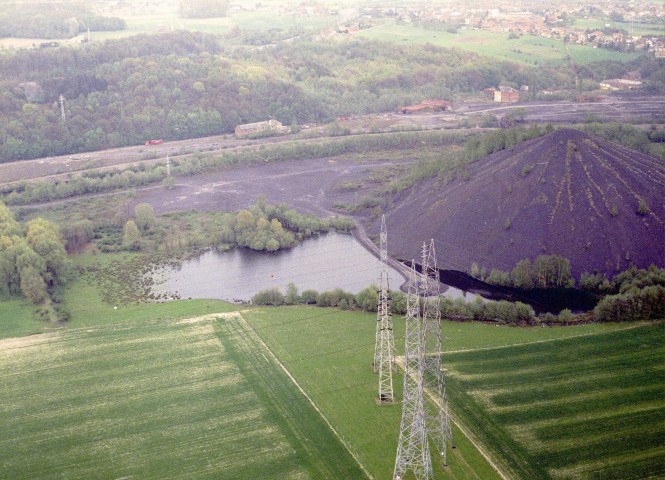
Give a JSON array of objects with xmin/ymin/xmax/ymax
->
[
  {"xmin": 130, "ymin": 155, "xmax": 410, "ymax": 218},
  {"xmin": 370, "ymin": 129, "xmax": 664, "ymax": 276}
]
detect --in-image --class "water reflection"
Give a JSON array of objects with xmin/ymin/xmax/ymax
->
[{"xmin": 153, "ymin": 234, "xmax": 407, "ymax": 302}]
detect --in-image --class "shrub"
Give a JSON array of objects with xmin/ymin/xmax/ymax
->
[
  {"xmin": 391, "ymin": 290, "xmax": 407, "ymax": 314},
  {"xmin": 251, "ymin": 287, "xmax": 284, "ymax": 306},
  {"xmin": 356, "ymin": 285, "xmax": 379, "ymax": 312},
  {"xmin": 593, "ymin": 285, "xmax": 665, "ymax": 322},
  {"xmin": 300, "ymin": 289, "xmax": 319, "ymax": 304},
  {"xmin": 557, "ymin": 309, "xmax": 573, "ymax": 323}
]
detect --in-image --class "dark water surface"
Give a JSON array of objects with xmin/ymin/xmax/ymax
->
[{"xmin": 153, "ymin": 234, "xmax": 410, "ymax": 302}]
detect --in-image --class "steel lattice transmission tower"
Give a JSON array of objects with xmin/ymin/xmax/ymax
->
[
  {"xmin": 420, "ymin": 240, "xmax": 454, "ymax": 466},
  {"xmin": 394, "ymin": 263, "xmax": 432, "ymax": 480},
  {"xmin": 374, "ymin": 215, "xmax": 395, "ymax": 403}
]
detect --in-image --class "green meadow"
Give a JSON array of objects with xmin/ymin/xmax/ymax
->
[
  {"xmin": 1, "ymin": 252, "xmax": 661, "ymax": 480},
  {"xmin": 356, "ymin": 23, "xmax": 642, "ymax": 66},
  {"xmin": 441, "ymin": 323, "xmax": 665, "ymax": 480},
  {"xmin": 242, "ymin": 306, "xmax": 648, "ymax": 480},
  {"xmin": 0, "ymin": 312, "xmax": 366, "ymax": 479}
]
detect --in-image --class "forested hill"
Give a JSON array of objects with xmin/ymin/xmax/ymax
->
[
  {"xmin": 0, "ymin": 2, "xmax": 125, "ymax": 39},
  {"xmin": 0, "ymin": 30, "xmax": 658, "ymax": 162}
]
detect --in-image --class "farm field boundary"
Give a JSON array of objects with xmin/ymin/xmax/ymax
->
[
  {"xmin": 215, "ymin": 312, "xmax": 370, "ymax": 479},
  {"xmin": 243, "ymin": 306, "xmax": 507, "ymax": 480}
]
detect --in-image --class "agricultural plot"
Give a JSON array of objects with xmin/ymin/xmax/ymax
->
[
  {"xmin": 243, "ymin": 306, "xmax": 653, "ymax": 480},
  {"xmin": 356, "ymin": 24, "xmax": 640, "ymax": 66},
  {"xmin": 243, "ymin": 307, "xmax": 513, "ymax": 480},
  {"xmin": 441, "ymin": 323, "xmax": 665, "ymax": 480},
  {"xmin": 0, "ymin": 313, "xmax": 364, "ymax": 479}
]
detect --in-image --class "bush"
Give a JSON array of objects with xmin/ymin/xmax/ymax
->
[
  {"xmin": 251, "ymin": 287, "xmax": 284, "ymax": 306},
  {"xmin": 391, "ymin": 290, "xmax": 407, "ymax": 314},
  {"xmin": 316, "ymin": 288, "xmax": 356, "ymax": 308},
  {"xmin": 593, "ymin": 285, "xmax": 665, "ymax": 322},
  {"xmin": 356, "ymin": 285, "xmax": 379, "ymax": 312},
  {"xmin": 300, "ymin": 290, "xmax": 319, "ymax": 304}
]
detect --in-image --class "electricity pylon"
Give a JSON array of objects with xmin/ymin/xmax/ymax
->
[
  {"xmin": 394, "ymin": 263, "xmax": 432, "ymax": 480},
  {"xmin": 374, "ymin": 215, "xmax": 395, "ymax": 403},
  {"xmin": 420, "ymin": 240, "xmax": 454, "ymax": 466}
]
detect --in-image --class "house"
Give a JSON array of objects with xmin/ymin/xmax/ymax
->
[
  {"xmin": 494, "ymin": 86, "xmax": 519, "ymax": 103},
  {"xmin": 235, "ymin": 119, "xmax": 288, "ymax": 137}
]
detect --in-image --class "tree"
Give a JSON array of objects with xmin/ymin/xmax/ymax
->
[
  {"xmin": 284, "ymin": 282, "xmax": 299, "ymax": 305},
  {"xmin": 533, "ymin": 254, "xmax": 573, "ymax": 288},
  {"xmin": 356, "ymin": 284, "xmax": 379, "ymax": 312},
  {"xmin": 122, "ymin": 220, "xmax": 141, "ymax": 249},
  {"xmin": 20, "ymin": 265, "xmax": 46, "ymax": 304},
  {"xmin": 511, "ymin": 259, "xmax": 536, "ymax": 288},
  {"xmin": 134, "ymin": 203, "xmax": 156, "ymax": 231},
  {"xmin": 24, "ymin": 218, "xmax": 69, "ymax": 284},
  {"xmin": 61, "ymin": 219, "xmax": 93, "ymax": 253}
]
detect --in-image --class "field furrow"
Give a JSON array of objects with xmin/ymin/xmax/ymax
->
[{"xmin": 440, "ymin": 322, "xmax": 665, "ymax": 480}]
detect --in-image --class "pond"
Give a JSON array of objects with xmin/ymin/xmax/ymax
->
[{"xmin": 152, "ymin": 234, "xmax": 414, "ymax": 303}]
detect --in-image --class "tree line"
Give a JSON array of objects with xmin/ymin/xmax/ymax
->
[
  {"xmin": 472, "ymin": 254, "xmax": 575, "ymax": 289},
  {"xmin": 251, "ymin": 283, "xmax": 537, "ymax": 325},
  {"xmin": 0, "ymin": 2, "xmax": 125, "ymax": 39},
  {"xmin": 252, "ymin": 262, "xmax": 664, "ymax": 325},
  {"xmin": 111, "ymin": 201, "xmax": 355, "ymax": 254}
]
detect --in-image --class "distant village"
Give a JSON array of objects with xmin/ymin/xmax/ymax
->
[{"xmin": 288, "ymin": 1, "xmax": 664, "ymax": 58}]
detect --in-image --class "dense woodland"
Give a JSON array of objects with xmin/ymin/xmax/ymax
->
[
  {"xmin": 0, "ymin": 2, "xmax": 125, "ymax": 39},
  {"xmin": 0, "ymin": 30, "xmax": 662, "ymax": 162}
]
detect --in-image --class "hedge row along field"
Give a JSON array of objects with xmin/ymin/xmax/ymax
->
[
  {"xmin": 0, "ymin": 313, "xmax": 364, "ymax": 479},
  {"xmin": 441, "ymin": 323, "xmax": 665, "ymax": 480}
]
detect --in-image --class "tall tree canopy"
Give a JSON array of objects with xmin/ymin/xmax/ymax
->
[{"xmin": 0, "ymin": 201, "xmax": 68, "ymax": 302}]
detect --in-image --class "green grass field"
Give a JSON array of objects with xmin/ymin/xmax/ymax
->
[
  {"xmin": 356, "ymin": 23, "xmax": 642, "ymax": 66},
  {"xmin": 242, "ymin": 307, "xmax": 661, "ymax": 480},
  {"xmin": 573, "ymin": 18, "xmax": 664, "ymax": 37},
  {"xmin": 2, "ymin": 258, "xmax": 661, "ymax": 480},
  {"xmin": 0, "ymin": 312, "xmax": 366, "ymax": 479},
  {"xmin": 441, "ymin": 323, "xmax": 665, "ymax": 480},
  {"xmin": 88, "ymin": 11, "xmax": 330, "ymax": 42}
]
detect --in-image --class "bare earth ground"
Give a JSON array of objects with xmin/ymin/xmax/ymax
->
[{"xmin": 137, "ymin": 155, "xmax": 404, "ymax": 217}]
